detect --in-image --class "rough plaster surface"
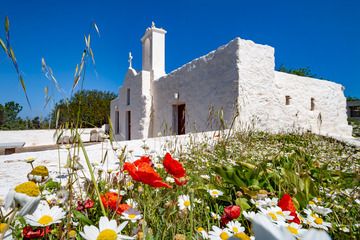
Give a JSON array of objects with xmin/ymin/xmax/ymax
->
[
  {"xmin": 111, "ymin": 26, "xmax": 352, "ymax": 140},
  {"xmin": 272, "ymin": 72, "xmax": 352, "ymax": 136}
]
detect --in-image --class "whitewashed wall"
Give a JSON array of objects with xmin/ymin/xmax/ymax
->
[
  {"xmin": 111, "ymin": 68, "xmax": 152, "ymax": 141},
  {"xmin": 272, "ymin": 72, "xmax": 352, "ymax": 136},
  {"xmin": 151, "ymin": 39, "xmax": 240, "ymax": 136},
  {"xmin": 0, "ymin": 128, "xmax": 95, "ymax": 147},
  {"xmin": 111, "ymin": 34, "xmax": 352, "ymax": 140},
  {"xmin": 234, "ymin": 38, "xmax": 277, "ymax": 131}
]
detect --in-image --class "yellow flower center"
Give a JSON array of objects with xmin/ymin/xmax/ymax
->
[
  {"xmin": 212, "ymin": 191, "xmax": 219, "ymax": 195},
  {"xmin": 287, "ymin": 226, "xmax": 299, "ymax": 235},
  {"xmin": 38, "ymin": 215, "xmax": 54, "ymax": 225},
  {"xmin": 30, "ymin": 166, "xmax": 49, "ymax": 177},
  {"xmin": 197, "ymin": 227, "xmax": 204, "ymax": 232},
  {"xmin": 15, "ymin": 181, "xmax": 40, "ymax": 197},
  {"xmin": 220, "ymin": 232, "xmax": 230, "ymax": 240},
  {"xmin": 97, "ymin": 229, "xmax": 117, "ymax": 240},
  {"xmin": 0, "ymin": 223, "xmax": 9, "ymax": 233},
  {"xmin": 234, "ymin": 232, "xmax": 250, "ymax": 240},
  {"xmin": 69, "ymin": 230, "xmax": 77, "ymax": 238},
  {"xmin": 128, "ymin": 214, "xmax": 137, "ymax": 219},
  {"xmin": 308, "ymin": 201, "xmax": 315, "ymax": 205},
  {"xmin": 315, "ymin": 217, "xmax": 323, "ymax": 224},
  {"xmin": 232, "ymin": 226, "xmax": 239, "ymax": 233},
  {"xmin": 268, "ymin": 212, "xmax": 278, "ymax": 220},
  {"xmin": 276, "ymin": 211, "xmax": 284, "ymax": 216},
  {"xmin": 184, "ymin": 200, "xmax": 191, "ymax": 207}
]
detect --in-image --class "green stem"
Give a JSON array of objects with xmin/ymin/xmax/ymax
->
[{"xmin": 79, "ymin": 137, "xmax": 106, "ymax": 216}]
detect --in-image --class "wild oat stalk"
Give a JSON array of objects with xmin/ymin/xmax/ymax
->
[
  {"xmin": 79, "ymin": 136, "xmax": 107, "ymax": 216},
  {"xmin": 0, "ymin": 17, "xmax": 31, "ymax": 108}
]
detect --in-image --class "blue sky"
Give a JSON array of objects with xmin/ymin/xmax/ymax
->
[{"xmin": 0, "ymin": 0, "xmax": 359, "ymax": 118}]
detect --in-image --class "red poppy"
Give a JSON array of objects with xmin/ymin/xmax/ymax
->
[
  {"xmin": 134, "ymin": 156, "xmax": 152, "ymax": 167},
  {"xmin": 101, "ymin": 192, "xmax": 122, "ymax": 210},
  {"xmin": 23, "ymin": 226, "xmax": 51, "ymax": 239},
  {"xmin": 100, "ymin": 192, "xmax": 130, "ymax": 214},
  {"xmin": 163, "ymin": 153, "xmax": 186, "ymax": 178},
  {"xmin": 224, "ymin": 205, "xmax": 241, "ymax": 219},
  {"xmin": 115, "ymin": 203, "xmax": 131, "ymax": 215},
  {"xmin": 221, "ymin": 205, "xmax": 241, "ymax": 226},
  {"xmin": 278, "ymin": 194, "xmax": 300, "ymax": 224},
  {"xmin": 123, "ymin": 158, "xmax": 171, "ymax": 189}
]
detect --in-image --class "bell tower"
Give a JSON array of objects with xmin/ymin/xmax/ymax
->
[{"xmin": 141, "ymin": 22, "xmax": 166, "ymax": 80}]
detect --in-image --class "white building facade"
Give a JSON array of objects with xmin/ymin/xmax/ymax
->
[{"xmin": 110, "ymin": 23, "xmax": 352, "ymax": 141}]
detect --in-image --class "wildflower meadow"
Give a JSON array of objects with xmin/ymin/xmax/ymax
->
[{"xmin": 0, "ymin": 16, "xmax": 359, "ymax": 240}]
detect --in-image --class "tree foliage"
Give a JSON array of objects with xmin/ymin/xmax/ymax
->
[
  {"xmin": 278, "ymin": 65, "xmax": 320, "ymax": 78},
  {"xmin": 0, "ymin": 101, "xmax": 48, "ymax": 130},
  {"xmin": 347, "ymin": 96, "xmax": 360, "ymax": 102},
  {"xmin": 51, "ymin": 90, "xmax": 116, "ymax": 128}
]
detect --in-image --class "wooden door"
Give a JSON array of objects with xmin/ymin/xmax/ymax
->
[{"xmin": 177, "ymin": 104, "xmax": 185, "ymax": 135}]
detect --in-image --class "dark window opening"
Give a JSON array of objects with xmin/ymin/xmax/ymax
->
[
  {"xmin": 172, "ymin": 104, "xmax": 186, "ymax": 135},
  {"xmin": 126, "ymin": 88, "xmax": 130, "ymax": 105},
  {"xmin": 115, "ymin": 111, "xmax": 120, "ymax": 134},
  {"xmin": 310, "ymin": 98, "xmax": 315, "ymax": 111},
  {"xmin": 285, "ymin": 96, "xmax": 291, "ymax": 105},
  {"xmin": 126, "ymin": 111, "xmax": 131, "ymax": 140}
]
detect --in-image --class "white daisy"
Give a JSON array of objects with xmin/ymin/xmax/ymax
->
[
  {"xmin": 208, "ymin": 189, "xmax": 223, "ymax": 198},
  {"xmin": 304, "ymin": 209, "xmax": 332, "ymax": 231},
  {"xmin": 259, "ymin": 206, "xmax": 294, "ymax": 223},
  {"xmin": 166, "ymin": 177, "xmax": 175, "ymax": 183},
  {"xmin": 310, "ymin": 205, "xmax": 332, "ymax": 216},
  {"xmin": 24, "ymin": 202, "xmax": 65, "ymax": 227},
  {"xmin": 210, "ymin": 212, "xmax": 221, "ymax": 220},
  {"xmin": 80, "ymin": 216, "xmax": 133, "ymax": 240},
  {"xmin": 200, "ymin": 175, "xmax": 211, "ymax": 180},
  {"xmin": 282, "ymin": 222, "xmax": 308, "ymax": 237},
  {"xmin": 252, "ymin": 214, "xmax": 331, "ymax": 240},
  {"xmin": 125, "ymin": 199, "xmax": 138, "ymax": 209},
  {"xmin": 208, "ymin": 226, "xmax": 232, "ymax": 240},
  {"xmin": 197, "ymin": 227, "xmax": 209, "ymax": 239},
  {"xmin": 125, "ymin": 181, "xmax": 134, "ymax": 190},
  {"xmin": 121, "ymin": 209, "xmax": 142, "ymax": 223},
  {"xmin": 226, "ymin": 220, "xmax": 245, "ymax": 234},
  {"xmin": 243, "ymin": 211, "xmax": 257, "ymax": 221},
  {"xmin": 251, "ymin": 197, "xmax": 278, "ymax": 209},
  {"xmin": 178, "ymin": 195, "xmax": 192, "ymax": 211},
  {"xmin": 154, "ymin": 163, "xmax": 164, "ymax": 169}
]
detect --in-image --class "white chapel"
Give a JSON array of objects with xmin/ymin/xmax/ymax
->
[{"xmin": 110, "ymin": 23, "xmax": 352, "ymax": 141}]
